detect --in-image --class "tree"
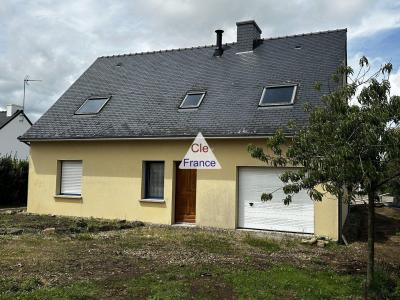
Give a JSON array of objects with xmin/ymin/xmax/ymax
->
[{"xmin": 248, "ymin": 57, "xmax": 400, "ymax": 293}]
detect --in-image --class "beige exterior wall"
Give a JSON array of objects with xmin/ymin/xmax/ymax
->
[{"xmin": 27, "ymin": 139, "xmax": 340, "ymax": 239}]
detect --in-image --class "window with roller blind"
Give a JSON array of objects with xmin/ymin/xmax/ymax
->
[
  {"xmin": 144, "ymin": 161, "xmax": 164, "ymax": 199},
  {"xmin": 58, "ymin": 161, "xmax": 83, "ymax": 196}
]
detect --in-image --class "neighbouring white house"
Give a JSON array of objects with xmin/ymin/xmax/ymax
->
[{"xmin": 0, "ymin": 104, "xmax": 32, "ymax": 159}]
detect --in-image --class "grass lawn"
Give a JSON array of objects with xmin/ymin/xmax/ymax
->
[{"xmin": 0, "ymin": 207, "xmax": 399, "ymax": 299}]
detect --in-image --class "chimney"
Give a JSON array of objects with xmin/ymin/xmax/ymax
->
[
  {"xmin": 236, "ymin": 20, "xmax": 262, "ymax": 53},
  {"xmin": 214, "ymin": 29, "xmax": 224, "ymax": 56},
  {"xmin": 6, "ymin": 104, "xmax": 22, "ymax": 117}
]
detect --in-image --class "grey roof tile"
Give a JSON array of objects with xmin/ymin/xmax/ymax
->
[
  {"xmin": 0, "ymin": 111, "xmax": 10, "ymax": 128},
  {"xmin": 21, "ymin": 29, "xmax": 346, "ymax": 140}
]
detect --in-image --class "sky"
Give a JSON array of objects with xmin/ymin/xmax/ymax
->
[{"xmin": 0, "ymin": 0, "xmax": 399, "ymax": 122}]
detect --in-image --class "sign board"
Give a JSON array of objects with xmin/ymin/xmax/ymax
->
[{"xmin": 179, "ymin": 132, "xmax": 221, "ymax": 169}]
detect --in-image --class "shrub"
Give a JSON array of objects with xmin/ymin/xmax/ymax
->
[{"xmin": 0, "ymin": 155, "xmax": 29, "ymax": 207}]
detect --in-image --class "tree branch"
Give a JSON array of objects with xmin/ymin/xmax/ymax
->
[{"xmin": 376, "ymin": 171, "xmax": 400, "ymax": 188}]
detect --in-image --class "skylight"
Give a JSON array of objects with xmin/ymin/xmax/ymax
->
[
  {"xmin": 75, "ymin": 97, "xmax": 110, "ymax": 115},
  {"xmin": 179, "ymin": 92, "xmax": 206, "ymax": 109},
  {"xmin": 259, "ymin": 85, "xmax": 297, "ymax": 106}
]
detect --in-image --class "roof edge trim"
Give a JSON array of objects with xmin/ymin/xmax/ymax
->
[{"xmin": 19, "ymin": 134, "xmax": 294, "ymax": 142}]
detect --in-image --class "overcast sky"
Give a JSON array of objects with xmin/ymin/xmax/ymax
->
[{"xmin": 1, "ymin": 0, "xmax": 400, "ymax": 121}]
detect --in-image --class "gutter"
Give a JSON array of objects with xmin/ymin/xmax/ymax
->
[
  {"xmin": 19, "ymin": 134, "xmax": 294, "ymax": 143},
  {"xmin": 21, "ymin": 140, "xmax": 30, "ymax": 146}
]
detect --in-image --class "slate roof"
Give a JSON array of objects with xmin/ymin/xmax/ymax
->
[
  {"xmin": 0, "ymin": 111, "xmax": 10, "ymax": 129},
  {"xmin": 20, "ymin": 29, "xmax": 347, "ymax": 141}
]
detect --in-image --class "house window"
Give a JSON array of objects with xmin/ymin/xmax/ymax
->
[
  {"xmin": 144, "ymin": 161, "xmax": 164, "ymax": 199},
  {"xmin": 179, "ymin": 92, "xmax": 206, "ymax": 109},
  {"xmin": 259, "ymin": 85, "xmax": 297, "ymax": 106},
  {"xmin": 59, "ymin": 161, "xmax": 83, "ymax": 196},
  {"xmin": 75, "ymin": 97, "xmax": 110, "ymax": 115}
]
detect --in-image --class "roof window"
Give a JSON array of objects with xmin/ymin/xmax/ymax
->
[
  {"xmin": 259, "ymin": 85, "xmax": 297, "ymax": 106},
  {"xmin": 179, "ymin": 92, "xmax": 206, "ymax": 109},
  {"xmin": 75, "ymin": 97, "xmax": 110, "ymax": 115}
]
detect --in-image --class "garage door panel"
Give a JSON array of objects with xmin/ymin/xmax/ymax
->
[{"xmin": 238, "ymin": 167, "xmax": 314, "ymax": 233}]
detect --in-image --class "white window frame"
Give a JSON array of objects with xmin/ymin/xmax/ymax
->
[
  {"xmin": 58, "ymin": 160, "xmax": 83, "ymax": 196},
  {"xmin": 258, "ymin": 84, "xmax": 297, "ymax": 107},
  {"xmin": 179, "ymin": 92, "xmax": 206, "ymax": 109},
  {"xmin": 75, "ymin": 96, "xmax": 111, "ymax": 115}
]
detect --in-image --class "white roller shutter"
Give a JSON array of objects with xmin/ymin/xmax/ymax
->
[
  {"xmin": 60, "ymin": 161, "xmax": 82, "ymax": 195},
  {"xmin": 238, "ymin": 167, "xmax": 314, "ymax": 234}
]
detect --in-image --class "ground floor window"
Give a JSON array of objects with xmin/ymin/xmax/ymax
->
[
  {"xmin": 58, "ymin": 160, "xmax": 82, "ymax": 196},
  {"xmin": 144, "ymin": 161, "xmax": 164, "ymax": 199}
]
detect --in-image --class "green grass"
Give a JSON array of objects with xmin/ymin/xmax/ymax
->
[
  {"xmin": 243, "ymin": 235, "xmax": 281, "ymax": 252},
  {"xmin": 1, "ymin": 213, "xmax": 399, "ymax": 299},
  {"xmin": 127, "ymin": 265, "xmax": 231, "ymax": 299},
  {"xmin": 395, "ymin": 277, "xmax": 400, "ymax": 298},
  {"xmin": 183, "ymin": 232, "xmax": 234, "ymax": 254},
  {"xmin": 224, "ymin": 265, "xmax": 363, "ymax": 300},
  {"xmin": 0, "ymin": 277, "xmax": 42, "ymax": 294},
  {"xmin": 368, "ymin": 267, "xmax": 399, "ymax": 299},
  {"xmin": 128, "ymin": 268, "xmax": 191, "ymax": 300},
  {"xmin": 0, "ymin": 266, "xmax": 374, "ymax": 300},
  {"xmin": 1, "ymin": 248, "xmax": 396, "ymax": 299},
  {"xmin": 0, "ymin": 280, "xmax": 98, "ymax": 300},
  {"xmin": 123, "ymin": 264, "xmax": 366, "ymax": 299}
]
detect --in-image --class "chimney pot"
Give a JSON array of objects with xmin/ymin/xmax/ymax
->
[{"xmin": 214, "ymin": 29, "xmax": 224, "ymax": 56}]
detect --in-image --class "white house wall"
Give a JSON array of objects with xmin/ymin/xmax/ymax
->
[{"xmin": 0, "ymin": 115, "xmax": 31, "ymax": 159}]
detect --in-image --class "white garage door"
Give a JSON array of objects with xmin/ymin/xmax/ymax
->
[{"xmin": 238, "ymin": 167, "xmax": 314, "ymax": 233}]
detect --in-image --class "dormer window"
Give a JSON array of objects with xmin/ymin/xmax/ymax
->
[
  {"xmin": 75, "ymin": 96, "xmax": 110, "ymax": 115},
  {"xmin": 259, "ymin": 85, "xmax": 297, "ymax": 106},
  {"xmin": 179, "ymin": 92, "xmax": 206, "ymax": 109}
]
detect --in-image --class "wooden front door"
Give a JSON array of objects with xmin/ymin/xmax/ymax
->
[{"xmin": 175, "ymin": 162, "xmax": 197, "ymax": 223}]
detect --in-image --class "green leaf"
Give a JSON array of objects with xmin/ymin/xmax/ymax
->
[{"xmin": 261, "ymin": 193, "xmax": 273, "ymax": 202}]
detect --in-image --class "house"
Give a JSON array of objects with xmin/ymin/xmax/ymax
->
[
  {"xmin": 20, "ymin": 20, "xmax": 348, "ymax": 240},
  {"xmin": 0, "ymin": 104, "xmax": 32, "ymax": 159}
]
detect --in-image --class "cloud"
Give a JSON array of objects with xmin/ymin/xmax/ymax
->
[
  {"xmin": 349, "ymin": 11, "xmax": 400, "ymax": 39},
  {"xmin": 0, "ymin": 0, "xmax": 399, "ymax": 121},
  {"xmin": 390, "ymin": 68, "xmax": 400, "ymax": 96}
]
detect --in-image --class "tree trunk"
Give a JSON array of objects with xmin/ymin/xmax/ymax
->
[{"xmin": 366, "ymin": 190, "xmax": 376, "ymax": 292}]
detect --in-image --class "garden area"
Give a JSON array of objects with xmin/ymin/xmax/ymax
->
[{"xmin": 0, "ymin": 206, "xmax": 399, "ymax": 299}]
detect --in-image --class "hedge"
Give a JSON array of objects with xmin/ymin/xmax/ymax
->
[{"xmin": 0, "ymin": 155, "xmax": 28, "ymax": 207}]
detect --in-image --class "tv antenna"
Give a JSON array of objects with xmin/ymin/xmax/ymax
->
[{"xmin": 23, "ymin": 75, "xmax": 42, "ymax": 111}]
